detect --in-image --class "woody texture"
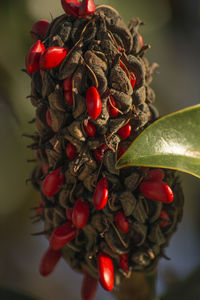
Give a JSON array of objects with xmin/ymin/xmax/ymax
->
[{"xmin": 25, "ymin": 1, "xmax": 184, "ymax": 299}]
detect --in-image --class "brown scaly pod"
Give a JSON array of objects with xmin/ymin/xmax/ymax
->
[{"xmin": 25, "ymin": 2, "xmax": 184, "ymax": 299}]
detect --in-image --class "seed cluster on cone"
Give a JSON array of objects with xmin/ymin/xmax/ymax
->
[{"xmin": 26, "ymin": 1, "xmax": 184, "ymax": 299}]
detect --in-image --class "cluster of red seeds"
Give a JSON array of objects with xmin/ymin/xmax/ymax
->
[{"xmin": 26, "ymin": 2, "xmax": 183, "ymax": 300}]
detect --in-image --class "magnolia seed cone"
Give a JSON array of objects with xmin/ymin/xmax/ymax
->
[{"xmin": 27, "ymin": 3, "xmax": 184, "ymax": 296}]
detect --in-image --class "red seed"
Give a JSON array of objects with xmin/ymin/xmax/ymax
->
[
  {"xmin": 46, "ymin": 109, "xmax": 52, "ymax": 127},
  {"xmin": 26, "ymin": 40, "xmax": 45, "ymax": 74},
  {"xmin": 63, "ymin": 77, "xmax": 72, "ymax": 91},
  {"xmin": 66, "ymin": 143, "xmax": 76, "ymax": 160},
  {"xmin": 81, "ymin": 270, "xmax": 98, "ymax": 300},
  {"xmin": 129, "ymin": 72, "xmax": 136, "ymax": 89},
  {"xmin": 66, "ymin": 207, "xmax": 73, "ymax": 220},
  {"xmin": 83, "ymin": 120, "xmax": 96, "ymax": 137},
  {"xmin": 42, "ymin": 167, "xmax": 64, "ymax": 197},
  {"xmin": 61, "ymin": 0, "xmax": 80, "ymax": 18},
  {"xmin": 42, "ymin": 163, "xmax": 48, "ymax": 175},
  {"xmin": 120, "ymin": 61, "xmax": 127, "ymax": 73},
  {"xmin": 39, "ymin": 47, "xmax": 68, "ymax": 69},
  {"xmin": 64, "ymin": 90, "xmax": 73, "ymax": 105},
  {"xmin": 119, "ymin": 253, "xmax": 129, "ymax": 272},
  {"xmin": 30, "ymin": 20, "xmax": 50, "ymax": 40},
  {"xmin": 117, "ymin": 146, "xmax": 126, "ymax": 160},
  {"xmin": 107, "ymin": 95, "xmax": 119, "ymax": 117},
  {"xmin": 159, "ymin": 210, "xmax": 170, "ymax": 227},
  {"xmin": 39, "ymin": 247, "xmax": 62, "ymax": 276},
  {"xmin": 86, "ymin": 86, "xmax": 101, "ymax": 119},
  {"xmin": 117, "ymin": 122, "xmax": 131, "ymax": 140},
  {"xmin": 98, "ymin": 253, "xmax": 114, "ymax": 291},
  {"xmin": 140, "ymin": 180, "xmax": 174, "ymax": 204},
  {"xmin": 93, "ymin": 177, "xmax": 108, "ymax": 210},
  {"xmin": 79, "ymin": 0, "xmax": 96, "ymax": 16},
  {"xmin": 50, "ymin": 221, "xmax": 76, "ymax": 250},
  {"xmin": 139, "ymin": 34, "xmax": 144, "ymax": 48},
  {"xmin": 115, "ymin": 211, "xmax": 129, "ymax": 233},
  {"xmin": 72, "ymin": 198, "xmax": 89, "ymax": 229},
  {"xmin": 145, "ymin": 169, "xmax": 165, "ymax": 182},
  {"xmin": 36, "ymin": 197, "xmax": 45, "ymax": 215},
  {"xmin": 94, "ymin": 144, "xmax": 107, "ymax": 163}
]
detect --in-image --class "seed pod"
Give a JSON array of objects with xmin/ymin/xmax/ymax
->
[
  {"xmin": 98, "ymin": 253, "xmax": 114, "ymax": 291},
  {"xmin": 72, "ymin": 198, "xmax": 90, "ymax": 229},
  {"xmin": 26, "ymin": 40, "xmax": 45, "ymax": 74},
  {"xmin": 39, "ymin": 47, "xmax": 68, "ymax": 69},
  {"xmin": 30, "ymin": 20, "xmax": 50, "ymax": 40},
  {"xmin": 110, "ymin": 64, "xmax": 133, "ymax": 95},
  {"xmin": 42, "ymin": 167, "xmax": 64, "ymax": 197},
  {"xmin": 58, "ymin": 48, "xmax": 82, "ymax": 80},
  {"xmin": 50, "ymin": 221, "xmax": 77, "ymax": 250},
  {"xmin": 86, "ymin": 87, "xmax": 102, "ymax": 119},
  {"xmin": 39, "ymin": 247, "xmax": 62, "ymax": 276},
  {"xmin": 93, "ymin": 177, "xmax": 108, "ymax": 210},
  {"xmin": 140, "ymin": 181, "xmax": 174, "ymax": 204}
]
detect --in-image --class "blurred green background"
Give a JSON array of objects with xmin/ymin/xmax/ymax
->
[{"xmin": 0, "ymin": 0, "xmax": 199, "ymax": 299}]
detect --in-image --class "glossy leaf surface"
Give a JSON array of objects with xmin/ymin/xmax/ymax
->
[{"xmin": 116, "ymin": 105, "xmax": 200, "ymax": 178}]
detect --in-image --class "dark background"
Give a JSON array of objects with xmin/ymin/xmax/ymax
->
[{"xmin": 0, "ymin": 0, "xmax": 199, "ymax": 299}]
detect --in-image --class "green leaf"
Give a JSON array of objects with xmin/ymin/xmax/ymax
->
[{"xmin": 116, "ymin": 104, "xmax": 200, "ymax": 178}]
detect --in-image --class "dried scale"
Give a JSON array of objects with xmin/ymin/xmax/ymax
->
[{"xmin": 25, "ymin": 1, "xmax": 184, "ymax": 299}]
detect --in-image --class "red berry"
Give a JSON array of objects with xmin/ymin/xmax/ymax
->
[
  {"xmin": 26, "ymin": 40, "xmax": 45, "ymax": 74},
  {"xmin": 81, "ymin": 270, "xmax": 98, "ymax": 300},
  {"xmin": 117, "ymin": 122, "xmax": 131, "ymax": 140},
  {"xmin": 139, "ymin": 34, "xmax": 144, "ymax": 48},
  {"xmin": 79, "ymin": 0, "xmax": 96, "ymax": 16},
  {"xmin": 107, "ymin": 95, "xmax": 119, "ymax": 117},
  {"xmin": 61, "ymin": 0, "xmax": 80, "ymax": 18},
  {"xmin": 66, "ymin": 207, "xmax": 73, "ymax": 220},
  {"xmin": 115, "ymin": 211, "xmax": 129, "ymax": 233},
  {"xmin": 83, "ymin": 120, "xmax": 96, "ymax": 137},
  {"xmin": 94, "ymin": 144, "xmax": 107, "ymax": 163},
  {"xmin": 145, "ymin": 169, "xmax": 165, "ymax": 182},
  {"xmin": 39, "ymin": 247, "xmax": 62, "ymax": 276},
  {"xmin": 30, "ymin": 20, "xmax": 50, "ymax": 40},
  {"xmin": 72, "ymin": 198, "xmax": 89, "ymax": 229},
  {"xmin": 120, "ymin": 61, "xmax": 127, "ymax": 73},
  {"xmin": 159, "ymin": 210, "xmax": 170, "ymax": 227},
  {"xmin": 98, "ymin": 253, "xmax": 114, "ymax": 291},
  {"xmin": 119, "ymin": 253, "xmax": 129, "ymax": 272},
  {"xmin": 66, "ymin": 143, "xmax": 77, "ymax": 160},
  {"xmin": 39, "ymin": 47, "xmax": 68, "ymax": 69},
  {"xmin": 93, "ymin": 177, "xmax": 108, "ymax": 210},
  {"xmin": 36, "ymin": 197, "xmax": 45, "ymax": 215},
  {"xmin": 140, "ymin": 181, "xmax": 174, "ymax": 204},
  {"xmin": 86, "ymin": 86, "xmax": 101, "ymax": 119},
  {"xmin": 63, "ymin": 77, "xmax": 72, "ymax": 91},
  {"xmin": 129, "ymin": 72, "xmax": 136, "ymax": 89},
  {"xmin": 50, "ymin": 221, "xmax": 76, "ymax": 250},
  {"xmin": 46, "ymin": 109, "xmax": 52, "ymax": 127},
  {"xmin": 42, "ymin": 167, "xmax": 64, "ymax": 197},
  {"xmin": 117, "ymin": 146, "xmax": 126, "ymax": 160},
  {"xmin": 64, "ymin": 90, "xmax": 73, "ymax": 105}
]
